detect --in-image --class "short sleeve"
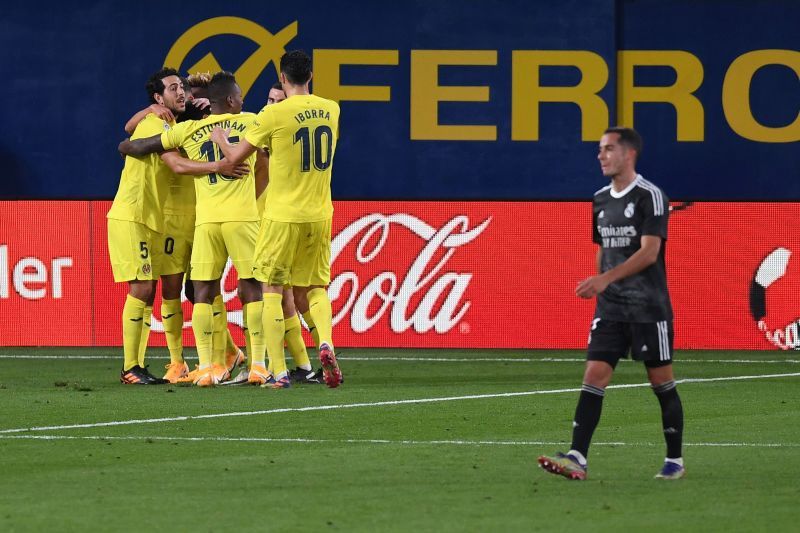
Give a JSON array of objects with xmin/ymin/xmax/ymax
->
[
  {"xmin": 160, "ymin": 121, "xmax": 188, "ymax": 151},
  {"xmin": 639, "ymin": 188, "xmax": 669, "ymax": 239},
  {"xmin": 245, "ymin": 107, "xmax": 276, "ymax": 149},
  {"xmin": 592, "ymin": 200, "xmax": 602, "ymax": 244}
]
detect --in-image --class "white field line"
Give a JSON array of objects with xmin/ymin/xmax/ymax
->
[
  {"xmin": 1, "ymin": 371, "xmax": 798, "ymax": 435},
  {"xmin": 0, "ymin": 434, "xmax": 797, "ymax": 448},
  {"xmin": 1, "ymin": 354, "xmax": 800, "ymax": 364}
]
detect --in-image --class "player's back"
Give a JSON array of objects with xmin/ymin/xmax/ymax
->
[
  {"xmin": 251, "ymin": 94, "xmax": 340, "ymax": 223},
  {"xmin": 161, "ymin": 112, "xmax": 260, "ymax": 225},
  {"xmin": 107, "ymin": 114, "xmax": 172, "ymax": 232}
]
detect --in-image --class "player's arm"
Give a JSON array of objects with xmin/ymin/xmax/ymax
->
[
  {"xmin": 118, "ymin": 134, "xmax": 166, "ymax": 156},
  {"xmin": 160, "ymin": 151, "xmax": 249, "ymax": 178},
  {"xmin": 254, "ymin": 149, "xmax": 269, "ymax": 198},
  {"xmin": 576, "ymin": 236, "xmax": 661, "ymax": 299},
  {"xmin": 210, "ymin": 127, "xmax": 258, "ymax": 165},
  {"xmin": 124, "ymin": 104, "xmax": 175, "ymax": 135}
]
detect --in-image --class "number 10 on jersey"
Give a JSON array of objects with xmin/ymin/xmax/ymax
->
[{"xmin": 293, "ymin": 125, "xmax": 333, "ymax": 172}]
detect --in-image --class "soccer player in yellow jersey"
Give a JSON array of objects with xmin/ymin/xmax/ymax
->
[
  {"xmin": 223, "ymin": 82, "xmax": 324, "ymax": 386},
  {"xmin": 211, "ymin": 51, "xmax": 343, "ymax": 388},
  {"xmin": 125, "ymin": 76, "xmax": 246, "ymax": 383},
  {"xmin": 110, "ymin": 68, "xmax": 247, "ymax": 385},
  {"xmin": 119, "ymin": 72, "xmax": 270, "ymax": 387}
]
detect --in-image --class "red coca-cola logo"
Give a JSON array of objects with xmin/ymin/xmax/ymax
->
[{"xmin": 330, "ymin": 213, "xmax": 492, "ymax": 334}]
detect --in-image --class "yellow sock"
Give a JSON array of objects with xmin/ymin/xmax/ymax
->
[
  {"xmin": 284, "ymin": 313, "xmax": 311, "ymax": 370},
  {"xmin": 191, "ymin": 303, "xmax": 214, "ymax": 368},
  {"xmin": 225, "ymin": 326, "xmax": 238, "ymax": 356},
  {"xmin": 302, "ymin": 310, "xmax": 320, "ymax": 348},
  {"xmin": 242, "ymin": 305, "xmax": 252, "ymax": 369},
  {"xmin": 307, "ymin": 288, "xmax": 333, "ymax": 351},
  {"xmin": 245, "ymin": 301, "xmax": 266, "ymax": 365},
  {"xmin": 122, "ymin": 295, "xmax": 146, "ymax": 371},
  {"xmin": 211, "ymin": 295, "xmax": 226, "ymax": 367},
  {"xmin": 262, "ymin": 293, "xmax": 287, "ymax": 378},
  {"xmin": 137, "ymin": 305, "xmax": 153, "ymax": 367},
  {"xmin": 161, "ymin": 298, "xmax": 184, "ymax": 364}
]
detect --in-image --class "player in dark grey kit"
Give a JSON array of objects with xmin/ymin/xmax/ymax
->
[{"xmin": 538, "ymin": 127, "xmax": 685, "ymax": 480}]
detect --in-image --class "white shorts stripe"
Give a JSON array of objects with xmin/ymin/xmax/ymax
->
[{"xmin": 657, "ymin": 321, "xmax": 670, "ymax": 361}]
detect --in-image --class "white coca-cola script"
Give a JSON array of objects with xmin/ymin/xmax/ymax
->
[{"xmin": 329, "ymin": 213, "xmax": 491, "ymax": 334}]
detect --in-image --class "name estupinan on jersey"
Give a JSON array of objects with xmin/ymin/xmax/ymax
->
[
  {"xmin": 598, "ymin": 225, "xmax": 636, "ymax": 248},
  {"xmin": 190, "ymin": 119, "xmax": 248, "ymax": 142}
]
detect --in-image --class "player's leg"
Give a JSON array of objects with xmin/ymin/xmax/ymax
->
[
  {"xmin": 125, "ymin": 279, "xmax": 157, "ymax": 376},
  {"xmin": 293, "ymin": 288, "xmax": 320, "ymax": 349},
  {"xmin": 160, "ymin": 273, "xmax": 185, "ymax": 355},
  {"xmin": 295, "ymin": 219, "xmax": 341, "ymax": 388},
  {"xmin": 160, "ymin": 272, "xmax": 188, "ymax": 382},
  {"xmin": 224, "ymin": 220, "xmax": 270, "ymax": 385},
  {"xmin": 221, "ymin": 289, "xmax": 245, "ymax": 373},
  {"xmin": 282, "ymin": 286, "xmax": 315, "ymax": 376},
  {"xmin": 636, "ymin": 321, "xmax": 685, "ymax": 479},
  {"xmin": 251, "ymin": 219, "xmax": 297, "ymax": 386},
  {"xmin": 209, "ymin": 283, "xmax": 227, "ymax": 369},
  {"xmin": 108, "ymin": 219, "xmax": 163, "ymax": 384},
  {"xmin": 539, "ymin": 319, "xmax": 625, "ymax": 478},
  {"xmin": 188, "ymin": 223, "xmax": 228, "ymax": 386},
  {"xmin": 159, "ymin": 215, "xmax": 192, "ymax": 382}
]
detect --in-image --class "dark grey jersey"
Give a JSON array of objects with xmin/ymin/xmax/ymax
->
[{"xmin": 592, "ymin": 175, "xmax": 673, "ymax": 322}]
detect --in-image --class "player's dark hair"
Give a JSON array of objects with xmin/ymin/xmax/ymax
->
[
  {"xmin": 179, "ymin": 100, "xmax": 208, "ymax": 122},
  {"xmin": 271, "ymin": 81, "xmax": 283, "ymax": 91},
  {"xmin": 208, "ymin": 71, "xmax": 238, "ymax": 104},
  {"xmin": 604, "ymin": 127, "xmax": 643, "ymax": 158},
  {"xmin": 280, "ymin": 50, "xmax": 312, "ymax": 85},
  {"xmin": 146, "ymin": 67, "xmax": 180, "ymax": 104}
]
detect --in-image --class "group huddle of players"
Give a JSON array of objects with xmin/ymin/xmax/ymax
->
[{"xmin": 107, "ymin": 50, "xmax": 343, "ymax": 389}]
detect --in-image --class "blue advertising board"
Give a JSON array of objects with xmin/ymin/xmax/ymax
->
[{"xmin": 0, "ymin": 0, "xmax": 797, "ymax": 200}]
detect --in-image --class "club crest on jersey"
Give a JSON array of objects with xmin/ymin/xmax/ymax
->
[
  {"xmin": 163, "ymin": 123, "xmax": 171, "ymax": 131},
  {"xmin": 624, "ymin": 202, "xmax": 635, "ymax": 218},
  {"xmin": 142, "ymin": 263, "xmax": 151, "ymax": 275}
]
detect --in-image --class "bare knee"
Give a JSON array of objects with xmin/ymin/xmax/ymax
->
[
  {"xmin": 582, "ymin": 360, "xmax": 614, "ymax": 389},
  {"xmin": 160, "ymin": 273, "xmax": 183, "ymax": 301},
  {"xmin": 646, "ymin": 364, "xmax": 675, "ymax": 387},
  {"xmin": 193, "ymin": 280, "xmax": 214, "ymax": 304},
  {"xmin": 129, "ymin": 280, "xmax": 157, "ymax": 305}
]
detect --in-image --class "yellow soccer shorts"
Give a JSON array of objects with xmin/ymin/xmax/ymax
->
[
  {"xmin": 107, "ymin": 219, "xmax": 163, "ymax": 282},
  {"xmin": 161, "ymin": 213, "xmax": 195, "ymax": 276},
  {"xmin": 253, "ymin": 218, "xmax": 331, "ymax": 287},
  {"xmin": 190, "ymin": 221, "xmax": 258, "ymax": 281}
]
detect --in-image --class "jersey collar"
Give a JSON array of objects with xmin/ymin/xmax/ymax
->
[{"xmin": 609, "ymin": 174, "xmax": 642, "ymax": 199}]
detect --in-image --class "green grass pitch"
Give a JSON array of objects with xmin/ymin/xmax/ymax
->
[{"xmin": 1, "ymin": 347, "xmax": 799, "ymax": 532}]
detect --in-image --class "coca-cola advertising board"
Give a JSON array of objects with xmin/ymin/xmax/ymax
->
[{"xmin": 1, "ymin": 201, "xmax": 799, "ymax": 350}]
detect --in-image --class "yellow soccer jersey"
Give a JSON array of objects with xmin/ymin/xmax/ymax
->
[
  {"xmin": 107, "ymin": 114, "xmax": 172, "ymax": 232},
  {"xmin": 162, "ymin": 157, "xmax": 196, "ymax": 216},
  {"xmin": 161, "ymin": 113, "xmax": 260, "ymax": 225},
  {"xmin": 245, "ymin": 94, "xmax": 340, "ymax": 223}
]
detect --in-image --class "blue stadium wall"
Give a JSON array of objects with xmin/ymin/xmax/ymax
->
[{"xmin": 0, "ymin": 0, "xmax": 797, "ymax": 201}]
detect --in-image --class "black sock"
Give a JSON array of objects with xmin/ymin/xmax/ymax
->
[
  {"xmin": 570, "ymin": 384, "xmax": 605, "ymax": 459},
  {"xmin": 653, "ymin": 380, "xmax": 684, "ymax": 459}
]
